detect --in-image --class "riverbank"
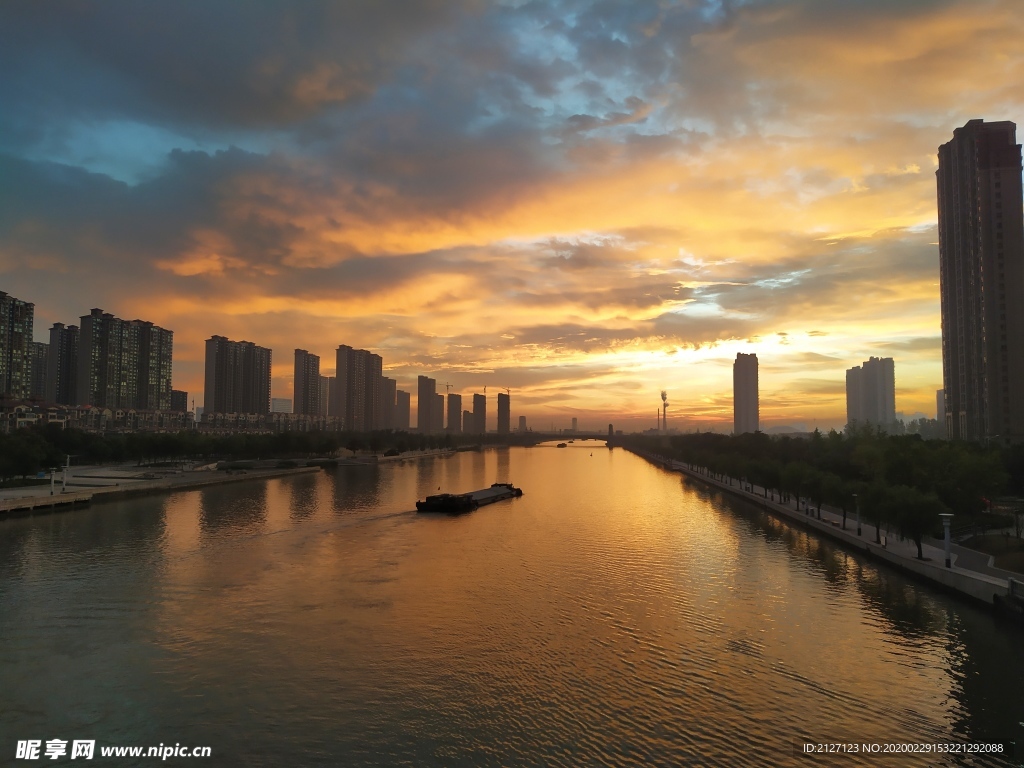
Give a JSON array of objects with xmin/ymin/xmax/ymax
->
[
  {"xmin": 0, "ymin": 465, "xmax": 321, "ymax": 519},
  {"xmin": 626, "ymin": 446, "xmax": 1023, "ymax": 617},
  {"xmin": 343, "ymin": 448, "xmax": 457, "ymax": 464},
  {"xmin": 0, "ymin": 448, "xmax": 462, "ymax": 520}
]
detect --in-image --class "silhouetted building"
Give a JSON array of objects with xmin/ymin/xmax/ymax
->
[
  {"xmin": 335, "ymin": 345, "xmax": 384, "ymax": 431},
  {"xmin": 463, "ymin": 409, "xmax": 473, "ymax": 434},
  {"xmin": 570, "ymin": 416, "xmax": 577, "ymax": 433},
  {"xmin": 519, "ymin": 415, "xmax": 527, "ymax": 432},
  {"xmin": 936, "ymin": 389, "xmax": 944, "ymax": 421},
  {"xmin": 364, "ymin": 352, "xmax": 383, "ymax": 430},
  {"xmin": 336, "ymin": 346, "xmax": 361, "ymax": 430},
  {"xmin": 497, "ymin": 392, "xmax": 510, "ymax": 434},
  {"xmin": 733, "ymin": 353, "xmax": 759, "ymax": 434},
  {"xmin": 0, "ymin": 291, "xmax": 34, "ymax": 401},
  {"xmin": 417, "ymin": 375, "xmax": 437, "ymax": 432},
  {"xmin": 204, "ymin": 335, "xmax": 272, "ymax": 415},
  {"xmin": 381, "ymin": 377, "xmax": 397, "ymax": 429},
  {"xmin": 293, "ymin": 349, "xmax": 320, "ymax": 416},
  {"xmin": 473, "ymin": 393, "xmax": 486, "ymax": 434},
  {"xmin": 447, "ymin": 393, "xmax": 462, "ymax": 432},
  {"xmin": 272, "ymin": 398, "xmax": 292, "ymax": 413},
  {"xmin": 319, "ymin": 376, "xmax": 332, "ymax": 417},
  {"xmin": 78, "ymin": 309, "xmax": 173, "ymax": 410},
  {"xmin": 938, "ymin": 119, "xmax": 1024, "ymax": 443},
  {"xmin": 432, "ymin": 393, "xmax": 444, "ymax": 433},
  {"xmin": 170, "ymin": 389, "xmax": 188, "ymax": 412},
  {"xmin": 395, "ymin": 389, "xmax": 410, "ymax": 430},
  {"xmin": 46, "ymin": 323, "xmax": 79, "ymax": 406},
  {"xmin": 28, "ymin": 341, "xmax": 47, "ymax": 400},
  {"xmin": 319, "ymin": 376, "xmax": 335, "ymax": 417},
  {"xmin": 846, "ymin": 357, "xmax": 895, "ymax": 427}
]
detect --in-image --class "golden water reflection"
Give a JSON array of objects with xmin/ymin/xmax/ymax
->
[{"xmin": 0, "ymin": 444, "xmax": 1021, "ymax": 766}]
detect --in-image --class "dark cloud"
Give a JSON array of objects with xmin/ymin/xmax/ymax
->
[{"xmin": 0, "ymin": 1, "xmax": 475, "ymax": 133}]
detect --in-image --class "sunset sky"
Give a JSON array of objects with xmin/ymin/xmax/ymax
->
[{"xmin": 2, "ymin": 0, "xmax": 1023, "ymax": 431}]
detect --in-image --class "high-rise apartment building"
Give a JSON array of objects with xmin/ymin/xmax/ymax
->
[
  {"xmin": 447, "ymin": 393, "xmax": 462, "ymax": 432},
  {"xmin": 325, "ymin": 376, "xmax": 336, "ymax": 417},
  {"xmin": 845, "ymin": 357, "xmax": 895, "ymax": 428},
  {"xmin": 335, "ymin": 345, "xmax": 384, "ymax": 431},
  {"xmin": 463, "ymin": 409, "xmax": 473, "ymax": 434},
  {"xmin": 936, "ymin": 389, "xmax": 944, "ymax": 422},
  {"xmin": 395, "ymin": 390, "xmax": 410, "ymax": 431},
  {"xmin": 170, "ymin": 389, "xmax": 188, "ymax": 412},
  {"xmin": 293, "ymin": 349, "xmax": 320, "ymax": 416},
  {"xmin": 498, "ymin": 393, "xmax": 510, "ymax": 434},
  {"xmin": 0, "ymin": 291, "xmax": 34, "ymax": 401},
  {"xmin": 380, "ymin": 377, "xmax": 397, "ymax": 429},
  {"xmin": 937, "ymin": 119, "xmax": 1024, "ymax": 443},
  {"xmin": 77, "ymin": 309, "xmax": 173, "ymax": 410},
  {"xmin": 204, "ymin": 335, "xmax": 272, "ymax": 414},
  {"xmin": 28, "ymin": 341, "xmax": 48, "ymax": 400},
  {"xmin": 336, "ymin": 345, "xmax": 363, "ymax": 430},
  {"xmin": 518, "ymin": 415, "xmax": 527, "ymax": 432},
  {"xmin": 46, "ymin": 323, "xmax": 79, "ymax": 406},
  {"xmin": 365, "ymin": 352, "xmax": 383, "ymax": 430},
  {"xmin": 271, "ymin": 398, "xmax": 292, "ymax": 413},
  {"xmin": 417, "ymin": 375, "xmax": 437, "ymax": 433},
  {"xmin": 319, "ymin": 376, "xmax": 332, "ymax": 417},
  {"xmin": 473, "ymin": 393, "xmax": 486, "ymax": 435},
  {"xmin": 733, "ymin": 353, "xmax": 759, "ymax": 435},
  {"xmin": 431, "ymin": 393, "xmax": 444, "ymax": 433}
]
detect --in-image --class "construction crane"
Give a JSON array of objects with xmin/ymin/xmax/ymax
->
[{"xmin": 445, "ymin": 383, "xmax": 453, "ymax": 394}]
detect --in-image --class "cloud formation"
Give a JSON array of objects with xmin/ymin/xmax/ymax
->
[{"xmin": 2, "ymin": 0, "xmax": 1022, "ymax": 429}]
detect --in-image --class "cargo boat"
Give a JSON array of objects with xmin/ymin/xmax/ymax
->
[{"xmin": 416, "ymin": 482, "xmax": 523, "ymax": 514}]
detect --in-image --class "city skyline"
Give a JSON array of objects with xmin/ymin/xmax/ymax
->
[{"xmin": 3, "ymin": 2, "xmax": 1024, "ymax": 430}]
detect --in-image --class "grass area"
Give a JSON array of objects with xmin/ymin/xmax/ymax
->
[{"xmin": 962, "ymin": 534, "xmax": 1024, "ymax": 574}]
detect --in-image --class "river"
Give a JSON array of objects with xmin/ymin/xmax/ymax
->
[{"xmin": 1, "ymin": 443, "xmax": 1022, "ymax": 766}]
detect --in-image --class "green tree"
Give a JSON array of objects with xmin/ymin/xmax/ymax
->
[
  {"xmin": 858, "ymin": 481, "xmax": 890, "ymax": 544},
  {"xmin": 888, "ymin": 485, "xmax": 948, "ymax": 559},
  {"xmin": 804, "ymin": 467, "xmax": 825, "ymax": 518},
  {"xmin": 781, "ymin": 461, "xmax": 810, "ymax": 510},
  {"xmin": 822, "ymin": 473, "xmax": 852, "ymax": 529}
]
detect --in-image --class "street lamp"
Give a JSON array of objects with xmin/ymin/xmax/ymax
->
[
  {"xmin": 940, "ymin": 513, "xmax": 953, "ymax": 568},
  {"xmin": 853, "ymin": 493, "xmax": 861, "ymax": 536}
]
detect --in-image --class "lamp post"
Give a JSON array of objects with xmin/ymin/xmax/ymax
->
[
  {"xmin": 940, "ymin": 513, "xmax": 953, "ymax": 568},
  {"xmin": 854, "ymin": 493, "xmax": 861, "ymax": 536},
  {"xmin": 50, "ymin": 468, "xmax": 56, "ymax": 496}
]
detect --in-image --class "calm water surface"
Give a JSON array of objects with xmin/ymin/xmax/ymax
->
[{"xmin": 2, "ymin": 445, "xmax": 1023, "ymax": 766}]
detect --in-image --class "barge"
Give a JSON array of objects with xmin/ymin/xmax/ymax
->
[{"xmin": 416, "ymin": 482, "xmax": 523, "ymax": 514}]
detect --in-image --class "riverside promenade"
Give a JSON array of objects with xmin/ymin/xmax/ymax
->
[
  {"xmin": 627, "ymin": 447, "xmax": 1021, "ymax": 612},
  {"xmin": 0, "ymin": 464, "xmax": 321, "ymax": 518},
  {"xmin": 0, "ymin": 447, "xmax": 461, "ymax": 519}
]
